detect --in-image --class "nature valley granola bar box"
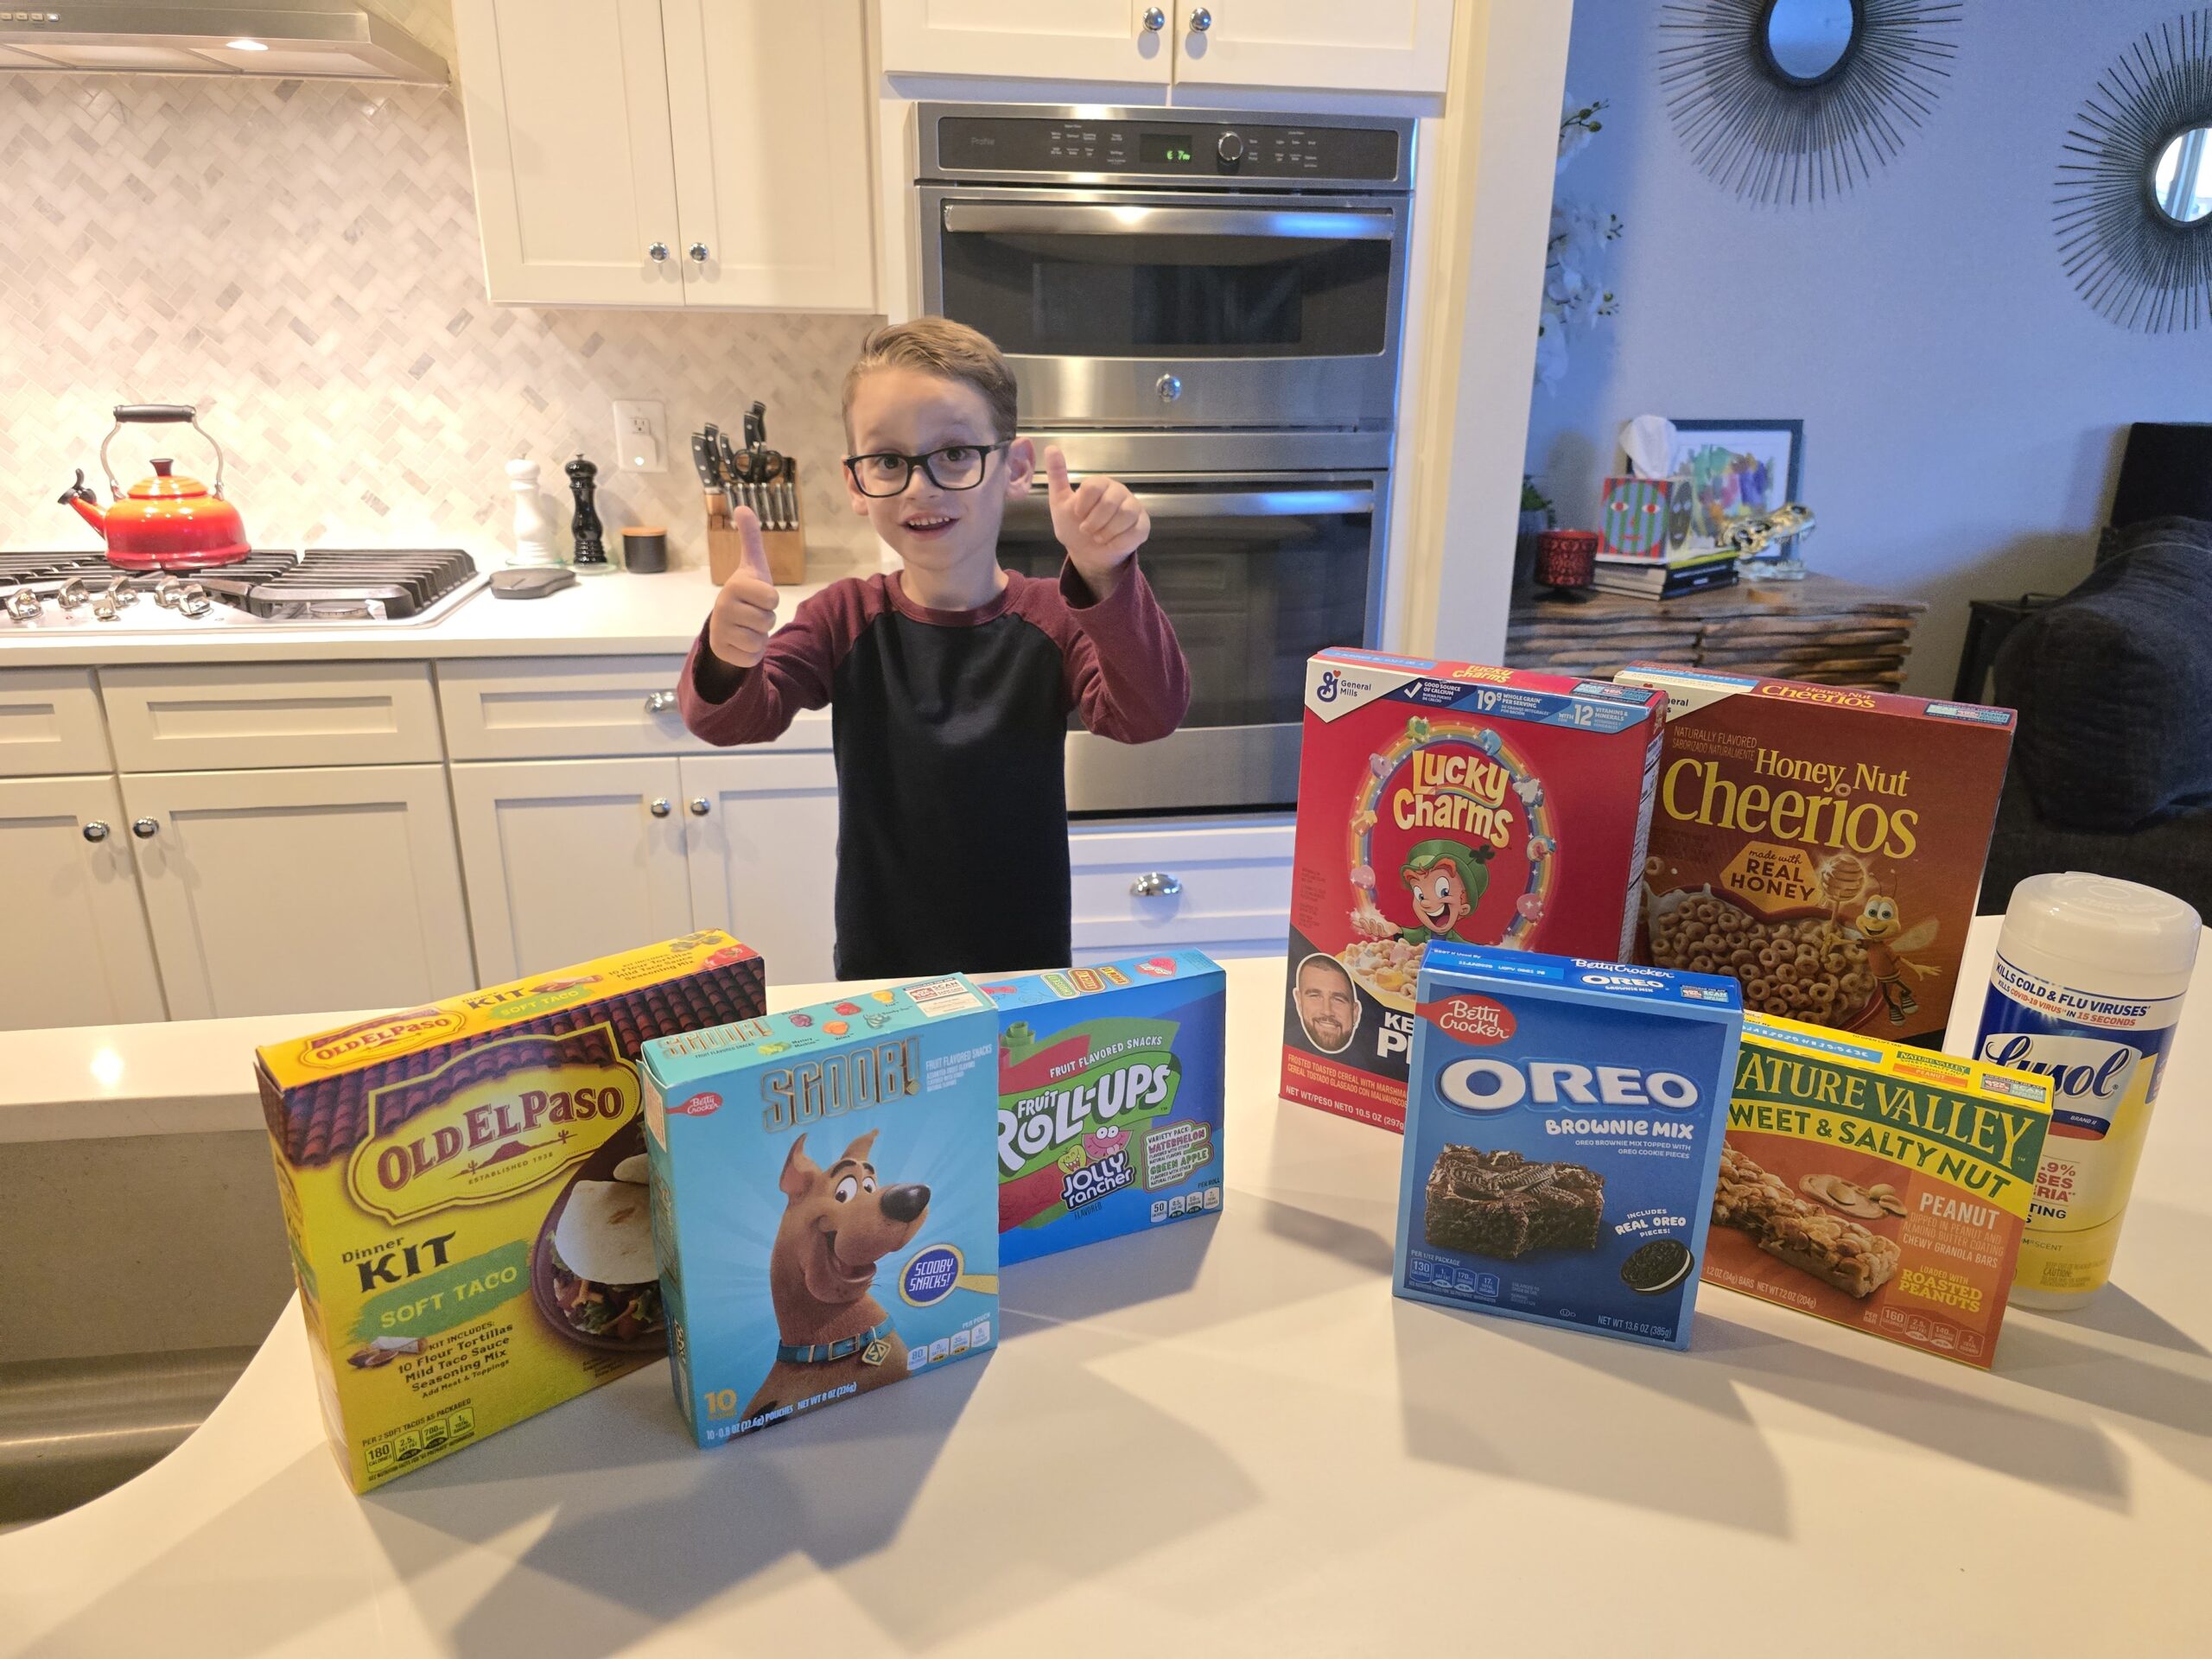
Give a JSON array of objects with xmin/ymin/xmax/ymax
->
[
  {"xmin": 255, "ymin": 931, "xmax": 765, "ymax": 1491},
  {"xmin": 1706, "ymin": 1012, "xmax": 2053, "ymax": 1369}
]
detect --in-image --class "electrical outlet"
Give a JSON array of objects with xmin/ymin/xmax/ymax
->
[{"xmin": 612, "ymin": 399, "xmax": 667, "ymax": 472}]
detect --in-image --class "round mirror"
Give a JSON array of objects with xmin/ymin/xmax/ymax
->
[
  {"xmin": 1762, "ymin": 0, "xmax": 1859, "ymax": 85},
  {"xmin": 2153, "ymin": 126, "xmax": 2212, "ymax": 225}
]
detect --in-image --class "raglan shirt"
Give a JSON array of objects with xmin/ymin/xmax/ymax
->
[{"xmin": 679, "ymin": 561, "xmax": 1190, "ymax": 980}]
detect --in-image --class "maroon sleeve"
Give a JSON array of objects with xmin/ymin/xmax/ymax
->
[
  {"xmin": 677, "ymin": 577, "xmax": 879, "ymax": 747},
  {"xmin": 1018, "ymin": 558, "xmax": 1192, "ymax": 744}
]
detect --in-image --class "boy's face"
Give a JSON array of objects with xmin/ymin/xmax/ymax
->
[{"xmin": 844, "ymin": 365, "xmax": 1034, "ymax": 579}]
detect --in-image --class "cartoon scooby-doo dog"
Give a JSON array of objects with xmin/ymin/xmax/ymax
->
[{"xmin": 742, "ymin": 1128, "xmax": 930, "ymax": 1422}]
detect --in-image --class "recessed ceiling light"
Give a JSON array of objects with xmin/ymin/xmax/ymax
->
[{"xmin": 226, "ymin": 38, "xmax": 269, "ymax": 52}]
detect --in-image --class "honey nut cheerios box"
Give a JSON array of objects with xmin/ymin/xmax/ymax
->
[
  {"xmin": 1283, "ymin": 650, "xmax": 1668, "ymax": 1132},
  {"xmin": 1616, "ymin": 665, "xmax": 2014, "ymax": 1046},
  {"xmin": 1708, "ymin": 1012, "xmax": 2053, "ymax": 1370},
  {"xmin": 254, "ymin": 931, "xmax": 765, "ymax": 1492}
]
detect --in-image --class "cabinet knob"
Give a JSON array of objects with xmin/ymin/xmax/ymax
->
[
  {"xmin": 131, "ymin": 817, "xmax": 159, "ymax": 840},
  {"xmin": 1130, "ymin": 871, "xmax": 1183, "ymax": 898},
  {"xmin": 648, "ymin": 241, "xmax": 670, "ymax": 263},
  {"xmin": 1142, "ymin": 5, "xmax": 1165, "ymax": 29},
  {"xmin": 82, "ymin": 820, "xmax": 110, "ymax": 842},
  {"xmin": 645, "ymin": 690, "xmax": 678, "ymax": 714},
  {"xmin": 649, "ymin": 798, "xmax": 672, "ymax": 818},
  {"xmin": 689, "ymin": 798, "xmax": 710, "ymax": 817},
  {"xmin": 688, "ymin": 242, "xmax": 710, "ymax": 264},
  {"xmin": 1188, "ymin": 6, "xmax": 1211, "ymax": 30}
]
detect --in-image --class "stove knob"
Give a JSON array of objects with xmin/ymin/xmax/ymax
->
[
  {"xmin": 1217, "ymin": 130, "xmax": 1244, "ymax": 166},
  {"xmin": 131, "ymin": 817, "xmax": 159, "ymax": 840},
  {"xmin": 82, "ymin": 821, "xmax": 111, "ymax": 843}
]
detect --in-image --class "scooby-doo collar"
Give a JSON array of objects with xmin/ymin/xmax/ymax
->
[{"xmin": 777, "ymin": 1319, "xmax": 895, "ymax": 1367}]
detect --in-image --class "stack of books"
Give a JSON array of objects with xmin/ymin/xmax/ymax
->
[{"xmin": 1592, "ymin": 545, "xmax": 1738, "ymax": 600}]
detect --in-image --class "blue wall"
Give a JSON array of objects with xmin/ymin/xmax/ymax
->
[{"xmin": 1525, "ymin": 0, "xmax": 2209, "ymax": 693}]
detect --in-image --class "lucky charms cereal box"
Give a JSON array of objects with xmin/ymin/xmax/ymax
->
[
  {"xmin": 254, "ymin": 931, "xmax": 766, "ymax": 1491},
  {"xmin": 1283, "ymin": 650, "xmax": 1667, "ymax": 1130}
]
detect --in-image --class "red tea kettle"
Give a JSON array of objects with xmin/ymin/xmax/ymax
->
[{"xmin": 59, "ymin": 404, "xmax": 251, "ymax": 570}]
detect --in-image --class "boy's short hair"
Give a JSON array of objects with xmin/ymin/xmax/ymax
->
[{"xmin": 842, "ymin": 316, "xmax": 1019, "ymax": 442}]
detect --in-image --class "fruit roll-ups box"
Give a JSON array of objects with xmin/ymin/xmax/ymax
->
[
  {"xmin": 641, "ymin": 976, "xmax": 1001, "ymax": 1447},
  {"xmin": 1394, "ymin": 943, "xmax": 1745, "ymax": 1350},
  {"xmin": 1617, "ymin": 665, "xmax": 2014, "ymax": 1046},
  {"xmin": 1284, "ymin": 650, "xmax": 1668, "ymax": 1132},
  {"xmin": 981, "ymin": 951, "xmax": 1227, "ymax": 1264},
  {"xmin": 1706, "ymin": 1013, "xmax": 2053, "ymax": 1369},
  {"xmin": 253, "ymin": 931, "xmax": 766, "ymax": 1492}
]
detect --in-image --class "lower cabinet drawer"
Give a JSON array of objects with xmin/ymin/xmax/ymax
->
[
  {"xmin": 100, "ymin": 662, "xmax": 442, "ymax": 771},
  {"xmin": 1068, "ymin": 815, "xmax": 1294, "ymax": 957},
  {"xmin": 437, "ymin": 656, "xmax": 830, "ymax": 760}
]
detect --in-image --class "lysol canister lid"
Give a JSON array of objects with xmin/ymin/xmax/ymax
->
[{"xmin": 2001, "ymin": 872, "xmax": 2202, "ymax": 978}]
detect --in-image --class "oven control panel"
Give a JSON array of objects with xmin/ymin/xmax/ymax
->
[{"xmin": 928, "ymin": 113, "xmax": 1406, "ymax": 187}]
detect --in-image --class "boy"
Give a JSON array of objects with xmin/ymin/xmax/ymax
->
[{"xmin": 679, "ymin": 318, "xmax": 1190, "ymax": 979}]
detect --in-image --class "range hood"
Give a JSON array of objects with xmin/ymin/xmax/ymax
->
[{"xmin": 0, "ymin": 3, "xmax": 447, "ymax": 85}]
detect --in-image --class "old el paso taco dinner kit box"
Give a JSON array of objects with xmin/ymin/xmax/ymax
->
[
  {"xmin": 1618, "ymin": 665, "xmax": 2014, "ymax": 1046},
  {"xmin": 1395, "ymin": 943, "xmax": 1745, "ymax": 1351},
  {"xmin": 983, "ymin": 950, "xmax": 1227, "ymax": 1263},
  {"xmin": 1284, "ymin": 650, "xmax": 1667, "ymax": 1131},
  {"xmin": 1708, "ymin": 1013, "xmax": 2053, "ymax": 1368},
  {"xmin": 254, "ymin": 931, "xmax": 765, "ymax": 1492},
  {"xmin": 641, "ymin": 976, "xmax": 1000, "ymax": 1448}
]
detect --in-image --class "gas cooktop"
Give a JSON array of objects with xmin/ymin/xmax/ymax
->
[{"xmin": 0, "ymin": 548, "xmax": 486, "ymax": 630}]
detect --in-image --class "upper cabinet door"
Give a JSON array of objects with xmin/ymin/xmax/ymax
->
[
  {"xmin": 662, "ymin": 0, "xmax": 876, "ymax": 311},
  {"xmin": 453, "ymin": 0, "xmax": 685, "ymax": 306},
  {"xmin": 1173, "ymin": 1, "xmax": 1454, "ymax": 96},
  {"xmin": 878, "ymin": 0, "xmax": 1173, "ymax": 84}
]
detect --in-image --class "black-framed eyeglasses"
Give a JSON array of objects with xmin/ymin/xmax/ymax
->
[{"xmin": 842, "ymin": 441, "xmax": 1010, "ymax": 498}]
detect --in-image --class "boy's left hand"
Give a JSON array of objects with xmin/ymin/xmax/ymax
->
[{"xmin": 1046, "ymin": 444, "xmax": 1149, "ymax": 602}]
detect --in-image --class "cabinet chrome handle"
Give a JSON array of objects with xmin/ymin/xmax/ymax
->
[
  {"xmin": 131, "ymin": 817, "xmax": 159, "ymax": 839},
  {"xmin": 689, "ymin": 798, "xmax": 710, "ymax": 817},
  {"xmin": 648, "ymin": 241, "xmax": 670, "ymax": 262},
  {"xmin": 1142, "ymin": 5, "xmax": 1166, "ymax": 29},
  {"xmin": 649, "ymin": 798, "xmax": 672, "ymax": 818},
  {"xmin": 645, "ymin": 690, "xmax": 678, "ymax": 714},
  {"xmin": 1130, "ymin": 871, "xmax": 1183, "ymax": 898},
  {"xmin": 688, "ymin": 242, "xmax": 709, "ymax": 263},
  {"xmin": 1188, "ymin": 6, "xmax": 1211, "ymax": 30},
  {"xmin": 82, "ymin": 821, "xmax": 110, "ymax": 842}
]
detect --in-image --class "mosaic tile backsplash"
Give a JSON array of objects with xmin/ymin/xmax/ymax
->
[{"xmin": 0, "ymin": 37, "xmax": 880, "ymax": 571}]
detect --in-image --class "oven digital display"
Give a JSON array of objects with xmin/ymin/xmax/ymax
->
[{"xmin": 1141, "ymin": 133, "xmax": 1196, "ymax": 164}]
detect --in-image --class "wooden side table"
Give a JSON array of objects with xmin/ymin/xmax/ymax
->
[{"xmin": 1504, "ymin": 572, "xmax": 1927, "ymax": 688}]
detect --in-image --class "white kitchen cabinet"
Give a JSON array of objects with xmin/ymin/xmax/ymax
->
[
  {"xmin": 679, "ymin": 751, "xmax": 841, "ymax": 982},
  {"xmin": 0, "ymin": 670, "xmax": 112, "ymax": 779},
  {"xmin": 878, "ymin": 0, "xmax": 1173, "ymax": 84},
  {"xmin": 0, "ymin": 775, "xmax": 166, "ymax": 1031},
  {"xmin": 450, "ymin": 758, "xmax": 695, "ymax": 985},
  {"xmin": 1068, "ymin": 813, "xmax": 1293, "ymax": 963},
  {"xmin": 1173, "ymin": 1, "xmax": 1454, "ymax": 97},
  {"xmin": 120, "ymin": 766, "xmax": 475, "ymax": 1021},
  {"xmin": 436, "ymin": 656, "xmax": 831, "ymax": 760},
  {"xmin": 454, "ymin": 0, "xmax": 874, "ymax": 309},
  {"xmin": 99, "ymin": 662, "xmax": 443, "ymax": 772}
]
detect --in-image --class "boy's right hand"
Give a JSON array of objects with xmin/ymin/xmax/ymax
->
[{"xmin": 706, "ymin": 507, "xmax": 778, "ymax": 671}]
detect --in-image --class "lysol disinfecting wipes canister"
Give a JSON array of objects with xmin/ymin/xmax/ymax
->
[{"xmin": 1974, "ymin": 873, "xmax": 2200, "ymax": 1309}]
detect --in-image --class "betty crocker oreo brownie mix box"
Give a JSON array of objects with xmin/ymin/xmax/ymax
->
[{"xmin": 1283, "ymin": 650, "xmax": 1667, "ymax": 1132}]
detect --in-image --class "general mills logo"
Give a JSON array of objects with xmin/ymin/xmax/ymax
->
[
  {"xmin": 1317, "ymin": 670, "xmax": 1342, "ymax": 702},
  {"xmin": 1315, "ymin": 670, "xmax": 1373, "ymax": 704}
]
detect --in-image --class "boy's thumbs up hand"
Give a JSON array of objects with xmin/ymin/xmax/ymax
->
[
  {"xmin": 1044, "ymin": 442, "xmax": 1149, "ymax": 602},
  {"xmin": 707, "ymin": 505, "xmax": 779, "ymax": 671}
]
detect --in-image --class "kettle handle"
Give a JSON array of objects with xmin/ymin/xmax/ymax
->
[{"xmin": 99, "ymin": 404, "xmax": 227, "ymax": 499}]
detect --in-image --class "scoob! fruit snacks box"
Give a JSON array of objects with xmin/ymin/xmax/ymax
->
[
  {"xmin": 1283, "ymin": 650, "xmax": 1667, "ymax": 1131},
  {"xmin": 1707, "ymin": 1012, "xmax": 2052, "ymax": 1370},
  {"xmin": 982, "ymin": 951, "xmax": 1226, "ymax": 1264},
  {"xmin": 1394, "ymin": 943, "xmax": 1744, "ymax": 1350},
  {"xmin": 1617, "ymin": 665, "xmax": 2014, "ymax": 1046},
  {"xmin": 641, "ymin": 976, "xmax": 1000, "ymax": 1447},
  {"xmin": 253, "ymin": 931, "xmax": 765, "ymax": 1492}
]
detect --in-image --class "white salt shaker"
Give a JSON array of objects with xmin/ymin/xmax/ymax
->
[{"xmin": 505, "ymin": 457, "xmax": 561, "ymax": 568}]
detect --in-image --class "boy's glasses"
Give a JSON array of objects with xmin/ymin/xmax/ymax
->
[{"xmin": 842, "ymin": 441, "xmax": 1009, "ymax": 498}]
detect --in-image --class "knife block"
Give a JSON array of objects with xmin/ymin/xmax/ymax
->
[{"xmin": 706, "ymin": 467, "xmax": 807, "ymax": 587}]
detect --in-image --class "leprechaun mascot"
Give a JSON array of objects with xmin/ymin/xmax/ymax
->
[{"xmin": 1396, "ymin": 840, "xmax": 1493, "ymax": 944}]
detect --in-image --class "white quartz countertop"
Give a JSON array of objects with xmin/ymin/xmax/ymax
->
[
  {"xmin": 3, "ymin": 931, "xmax": 2210, "ymax": 1654},
  {"xmin": 0, "ymin": 561, "xmax": 863, "ymax": 670}
]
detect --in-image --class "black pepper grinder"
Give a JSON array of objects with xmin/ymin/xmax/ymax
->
[{"xmin": 565, "ymin": 453, "xmax": 608, "ymax": 570}]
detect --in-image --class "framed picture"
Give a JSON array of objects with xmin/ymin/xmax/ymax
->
[{"xmin": 1662, "ymin": 420, "xmax": 1803, "ymax": 556}]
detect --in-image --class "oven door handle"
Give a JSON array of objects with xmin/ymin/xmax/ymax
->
[
  {"xmin": 940, "ymin": 202, "xmax": 1397, "ymax": 241},
  {"xmin": 1008, "ymin": 486, "xmax": 1375, "ymax": 525}
]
